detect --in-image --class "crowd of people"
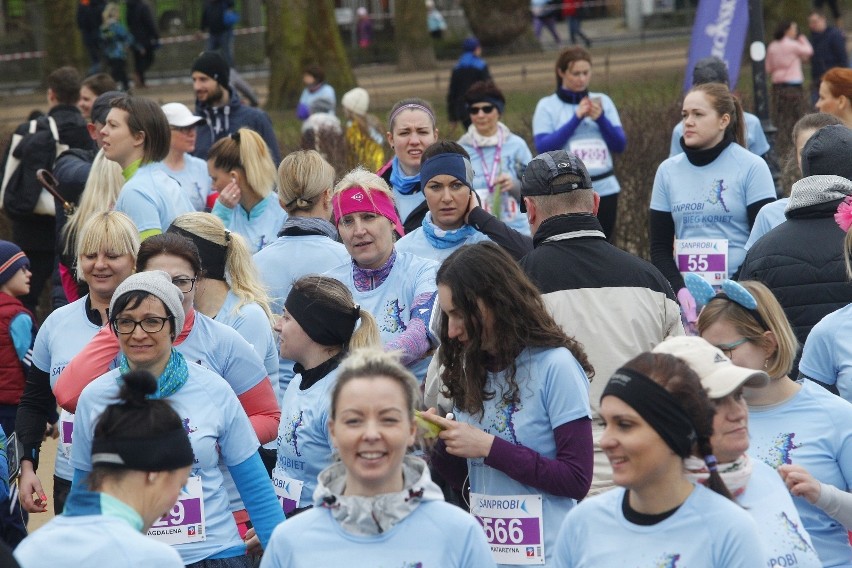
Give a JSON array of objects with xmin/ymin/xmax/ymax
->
[{"xmin": 1, "ymin": 7, "xmax": 852, "ymax": 566}]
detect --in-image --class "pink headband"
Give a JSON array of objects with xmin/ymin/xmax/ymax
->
[{"xmin": 332, "ymin": 187, "xmax": 405, "ymax": 237}]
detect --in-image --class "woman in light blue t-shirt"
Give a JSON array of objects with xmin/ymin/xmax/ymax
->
[
  {"xmin": 423, "ymin": 243, "xmax": 594, "ymax": 568},
  {"xmin": 271, "ymin": 275, "xmax": 379, "ymax": 516},
  {"xmin": 262, "ymin": 348, "xmax": 495, "ymax": 568},
  {"xmin": 553, "ymin": 351, "xmax": 765, "ymax": 568},
  {"xmin": 699, "ymin": 280, "xmax": 852, "ymax": 567},
  {"xmin": 16, "ymin": 370, "xmax": 191, "ymax": 568},
  {"xmin": 209, "ymin": 128, "xmax": 287, "ymax": 253}
]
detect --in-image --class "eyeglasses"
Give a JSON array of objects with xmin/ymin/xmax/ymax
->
[
  {"xmin": 468, "ymin": 105, "xmax": 496, "ymax": 115},
  {"xmin": 171, "ymin": 125, "xmax": 196, "ymax": 134},
  {"xmin": 172, "ymin": 277, "xmax": 197, "ymax": 293},
  {"xmin": 715, "ymin": 338, "xmax": 750, "ymax": 359},
  {"xmin": 112, "ymin": 316, "xmax": 172, "ymax": 335}
]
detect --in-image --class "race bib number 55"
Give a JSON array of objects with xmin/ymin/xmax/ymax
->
[{"xmin": 470, "ymin": 493, "xmax": 545, "ymax": 565}]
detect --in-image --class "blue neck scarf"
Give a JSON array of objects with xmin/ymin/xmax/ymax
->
[
  {"xmin": 389, "ymin": 156, "xmax": 421, "ymax": 195},
  {"xmin": 421, "ymin": 213, "xmax": 477, "ymax": 249},
  {"xmin": 118, "ymin": 348, "xmax": 189, "ymax": 399}
]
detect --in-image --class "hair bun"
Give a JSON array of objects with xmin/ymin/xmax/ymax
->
[{"xmin": 119, "ymin": 370, "xmax": 158, "ymax": 405}]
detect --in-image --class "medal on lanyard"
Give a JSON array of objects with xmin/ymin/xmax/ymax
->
[{"xmin": 473, "ymin": 129, "xmax": 504, "ymax": 216}]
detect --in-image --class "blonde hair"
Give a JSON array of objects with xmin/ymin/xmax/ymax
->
[
  {"xmin": 277, "ymin": 150, "xmax": 335, "ymax": 214},
  {"xmin": 76, "ymin": 211, "xmax": 140, "ymax": 282},
  {"xmin": 330, "ymin": 348, "xmax": 418, "ymax": 420},
  {"xmin": 102, "ymin": 2, "xmax": 120, "ymax": 23},
  {"xmin": 208, "ymin": 128, "xmax": 278, "ymax": 201},
  {"xmin": 697, "ymin": 280, "xmax": 799, "ymax": 379},
  {"xmin": 333, "ymin": 166, "xmax": 394, "ymax": 198},
  {"xmin": 63, "ymin": 149, "xmax": 125, "ymax": 257},
  {"xmin": 170, "ymin": 212, "xmax": 274, "ymax": 325},
  {"xmin": 291, "ymin": 275, "xmax": 380, "ymax": 352}
]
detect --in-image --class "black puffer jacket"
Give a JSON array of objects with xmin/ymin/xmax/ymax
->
[{"xmin": 739, "ymin": 175, "xmax": 852, "ymax": 360}]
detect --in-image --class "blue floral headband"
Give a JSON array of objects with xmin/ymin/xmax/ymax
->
[{"xmin": 684, "ymin": 273, "xmax": 768, "ymax": 331}]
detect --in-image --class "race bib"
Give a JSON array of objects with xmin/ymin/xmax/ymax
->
[
  {"xmin": 272, "ymin": 469, "xmax": 304, "ymax": 515},
  {"xmin": 569, "ymin": 139, "xmax": 609, "ymax": 171},
  {"xmin": 470, "ymin": 493, "xmax": 545, "ymax": 565},
  {"xmin": 147, "ymin": 476, "xmax": 206, "ymax": 545},
  {"xmin": 475, "ymin": 189, "xmax": 520, "ymax": 222},
  {"xmin": 58, "ymin": 410, "xmax": 74, "ymax": 459},
  {"xmin": 675, "ymin": 238, "xmax": 728, "ymax": 285}
]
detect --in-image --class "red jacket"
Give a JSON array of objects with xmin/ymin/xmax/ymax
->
[{"xmin": 0, "ymin": 293, "xmax": 32, "ymax": 405}]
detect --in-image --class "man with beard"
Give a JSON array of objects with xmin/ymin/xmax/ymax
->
[{"xmin": 190, "ymin": 51, "xmax": 281, "ymax": 162}]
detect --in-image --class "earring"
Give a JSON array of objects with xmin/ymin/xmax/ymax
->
[{"xmin": 763, "ymin": 359, "xmax": 769, "ymax": 370}]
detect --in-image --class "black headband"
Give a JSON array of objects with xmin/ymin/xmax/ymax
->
[
  {"xmin": 601, "ymin": 368, "xmax": 697, "ymax": 458},
  {"xmin": 92, "ymin": 428, "xmax": 194, "ymax": 471},
  {"xmin": 284, "ymin": 286, "xmax": 360, "ymax": 347},
  {"xmin": 167, "ymin": 224, "xmax": 228, "ymax": 282}
]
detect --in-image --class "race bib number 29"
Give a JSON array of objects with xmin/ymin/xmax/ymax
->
[
  {"xmin": 147, "ymin": 476, "xmax": 206, "ymax": 545},
  {"xmin": 470, "ymin": 493, "xmax": 545, "ymax": 565}
]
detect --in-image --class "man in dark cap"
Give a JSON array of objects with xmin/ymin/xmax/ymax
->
[
  {"xmin": 190, "ymin": 51, "xmax": 280, "ymax": 162},
  {"xmin": 670, "ymin": 57, "xmax": 770, "ymax": 159},
  {"xmin": 739, "ymin": 123, "xmax": 852, "ymax": 376},
  {"xmin": 461, "ymin": 149, "xmax": 683, "ymax": 495}
]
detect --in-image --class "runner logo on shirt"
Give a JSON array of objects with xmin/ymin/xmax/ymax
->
[{"xmin": 282, "ymin": 410, "xmax": 305, "ymax": 457}]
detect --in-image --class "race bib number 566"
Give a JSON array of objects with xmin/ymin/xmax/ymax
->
[{"xmin": 470, "ymin": 493, "xmax": 545, "ymax": 565}]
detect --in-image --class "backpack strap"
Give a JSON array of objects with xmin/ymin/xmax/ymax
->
[{"xmin": 46, "ymin": 116, "xmax": 60, "ymax": 143}]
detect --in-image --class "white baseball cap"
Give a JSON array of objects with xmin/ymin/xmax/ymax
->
[
  {"xmin": 652, "ymin": 336, "xmax": 769, "ymax": 399},
  {"xmin": 161, "ymin": 102, "xmax": 204, "ymax": 128}
]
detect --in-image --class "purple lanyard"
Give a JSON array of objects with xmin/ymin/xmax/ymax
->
[{"xmin": 472, "ymin": 128, "xmax": 504, "ymax": 194}]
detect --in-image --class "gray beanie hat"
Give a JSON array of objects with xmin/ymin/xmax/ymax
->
[
  {"xmin": 801, "ymin": 124, "xmax": 852, "ymax": 179},
  {"xmin": 110, "ymin": 271, "xmax": 185, "ymax": 337},
  {"xmin": 693, "ymin": 57, "xmax": 729, "ymax": 86}
]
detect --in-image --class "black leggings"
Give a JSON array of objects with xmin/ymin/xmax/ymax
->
[
  {"xmin": 597, "ymin": 193, "xmax": 619, "ymax": 242},
  {"xmin": 53, "ymin": 475, "xmax": 72, "ymax": 515}
]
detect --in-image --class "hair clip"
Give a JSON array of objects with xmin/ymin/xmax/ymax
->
[
  {"xmin": 835, "ymin": 195, "xmax": 852, "ymax": 232},
  {"xmin": 230, "ymin": 131, "xmax": 241, "ymax": 143},
  {"xmin": 352, "ymin": 304, "xmax": 361, "ymax": 318},
  {"xmin": 224, "ymin": 230, "xmax": 231, "ymax": 243},
  {"xmin": 685, "ymin": 273, "xmax": 767, "ymax": 330},
  {"xmin": 704, "ymin": 454, "xmax": 718, "ymax": 473}
]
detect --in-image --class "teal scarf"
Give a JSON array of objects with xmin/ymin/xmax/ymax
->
[
  {"xmin": 421, "ymin": 212, "xmax": 478, "ymax": 249},
  {"xmin": 389, "ymin": 156, "xmax": 421, "ymax": 195},
  {"xmin": 118, "ymin": 348, "xmax": 189, "ymax": 399}
]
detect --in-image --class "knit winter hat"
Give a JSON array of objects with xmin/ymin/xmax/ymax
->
[
  {"xmin": 0, "ymin": 241, "xmax": 29, "ymax": 287},
  {"xmin": 692, "ymin": 57, "xmax": 729, "ymax": 86},
  {"xmin": 801, "ymin": 124, "xmax": 852, "ymax": 179},
  {"xmin": 191, "ymin": 51, "xmax": 230, "ymax": 89},
  {"xmin": 462, "ymin": 37, "xmax": 481, "ymax": 53},
  {"xmin": 342, "ymin": 87, "xmax": 370, "ymax": 116},
  {"xmin": 110, "ymin": 271, "xmax": 185, "ymax": 336}
]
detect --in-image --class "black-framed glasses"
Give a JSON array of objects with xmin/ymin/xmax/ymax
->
[
  {"xmin": 172, "ymin": 277, "xmax": 197, "ymax": 293},
  {"xmin": 715, "ymin": 338, "xmax": 750, "ymax": 359},
  {"xmin": 469, "ymin": 104, "xmax": 496, "ymax": 115},
  {"xmin": 112, "ymin": 316, "xmax": 172, "ymax": 335}
]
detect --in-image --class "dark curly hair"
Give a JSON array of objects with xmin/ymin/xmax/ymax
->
[
  {"xmin": 620, "ymin": 352, "xmax": 734, "ymax": 501},
  {"xmin": 436, "ymin": 243, "xmax": 594, "ymax": 417}
]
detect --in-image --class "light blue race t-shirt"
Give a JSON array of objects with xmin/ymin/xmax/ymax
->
[
  {"xmin": 212, "ymin": 192, "xmax": 288, "ymax": 253},
  {"xmin": 152, "ymin": 154, "xmax": 212, "ymax": 212},
  {"xmin": 215, "ymin": 291, "xmax": 278, "ymax": 387},
  {"xmin": 115, "ymin": 162, "xmax": 195, "ymax": 232},
  {"xmin": 799, "ymin": 303, "xmax": 852, "ymax": 404},
  {"xmin": 31, "ymin": 296, "xmax": 102, "ymax": 481},
  {"xmin": 455, "ymin": 347, "xmax": 591, "ymax": 568},
  {"xmin": 396, "ymin": 224, "xmax": 490, "ymax": 263},
  {"xmin": 748, "ymin": 380, "xmax": 852, "ymax": 568},
  {"xmin": 745, "ymin": 197, "xmax": 788, "ymax": 251},
  {"xmin": 553, "ymin": 483, "xmax": 767, "ymax": 567},
  {"xmin": 70, "ymin": 362, "xmax": 260, "ymax": 565},
  {"xmin": 650, "ymin": 143, "xmax": 776, "ymax": 277},
  {"xmin": 532, "ymin": 92, "xmax": 622, "ymax": 197}
]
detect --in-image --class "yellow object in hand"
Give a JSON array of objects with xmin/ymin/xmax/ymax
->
[{"xmin": 414, "ymin": 410, "xmax": 444, "ymax": 439}]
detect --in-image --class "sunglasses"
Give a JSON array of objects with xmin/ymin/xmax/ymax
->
[{"xmin": 468, "ymin": 104, "xmax": 496, "ymax": 115}]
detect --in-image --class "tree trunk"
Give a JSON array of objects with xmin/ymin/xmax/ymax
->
[
  {"xmin": 461, "ymin": 0, "xmax": 539, "ymax": 54},
  {"xmin": 394, "ymin": 0, "xmax": 436, "ymax": 72},
  {"xmin": 266, "ymin": 0, "xmax": 356, "ymax": 111},
  {"xmin": 43, "ymin": 0, "xmax": 85, "ymax": 78}
]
